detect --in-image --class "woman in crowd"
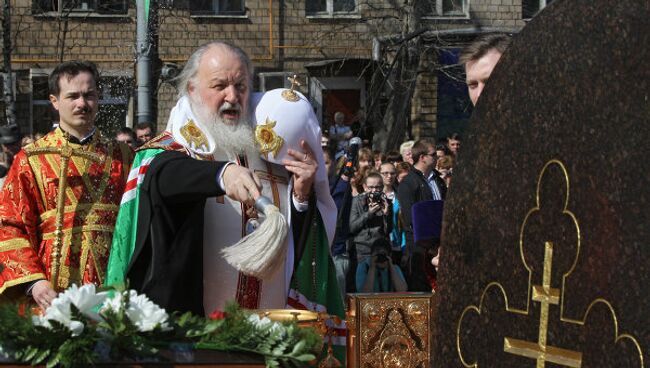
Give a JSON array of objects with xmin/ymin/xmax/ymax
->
[
  {"xmin": 373, "ymin": 150, "xmax": 386, "ymax": 170},
  {"xmin": 380, "ymin": 162, "xmax": 405, "ymax": 264},
  {"xmin": 436, "ymin": 155, "xmax": 454, "ymax": 187},
  {"xmin": 395, "ymin": 161, "xmax": 411, "ymax": 184}
]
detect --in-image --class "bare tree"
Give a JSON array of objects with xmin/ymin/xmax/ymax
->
[{"xmin": 2, "ymin": 0, "xmax": 16, "ymax": 126}]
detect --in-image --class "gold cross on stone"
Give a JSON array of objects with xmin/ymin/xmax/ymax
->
[
  {"xmin": 503, "ymin": 241, "xmax": 582, "ymax": 368},
  {"xmin": 26, "ymin": 144, "xmax": 103, "ymax": 291},
  {"xmin": 457, "ymin": 160, "xmax": 645, "ymax": 368}
]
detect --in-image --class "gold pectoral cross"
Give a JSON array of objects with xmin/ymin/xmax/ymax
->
[
  {"xmin": 503, "ymin": 242, "xmax": 582, "ymax": 367},
  {"xmin": 26, "ymin": 144, "xmax": 103, "ymax": 291}
]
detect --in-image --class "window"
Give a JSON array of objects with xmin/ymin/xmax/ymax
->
[
  {"xmin": 420, "ymin": 0, "xmax": 468, "ymax": 18},
  {"xmin": 32, "ymin": 0, "xmax": 128, "ymax": 15},
  {"xmin": 306, "ymin": 0, "xmax": 356, "ymax": 16},
  {"xmin": 522, "ymin": 0, "xmax": 555, "ymax": 19},
  {"xmin": 190, "ymin": 0, "xmax": 246, "ymax": 16}
]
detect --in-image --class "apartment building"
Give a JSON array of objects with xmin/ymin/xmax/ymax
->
[{"xmin": 2, "ymin": 0, "xmax": 550, "ymax": 145}]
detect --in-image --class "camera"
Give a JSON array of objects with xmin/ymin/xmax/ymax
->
[
  {"xmin": 375, "ymin": 253, "xmax": 389, "ymax": 263},
  {"xmin": 368, "ymin": 191, "xmax": 385, "ymax": 204}
]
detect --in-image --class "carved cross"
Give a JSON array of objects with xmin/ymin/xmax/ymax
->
[{"xmin": 503, "ymin": 241, "xmax": 582, "ymax": 367}]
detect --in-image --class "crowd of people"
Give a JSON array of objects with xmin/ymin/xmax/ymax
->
[
  {"xmin": 323, "ymin": 127, "xmax": 459, "ymax": 295},
  {"xmin": 0, "ymin": 33, "xmax": 510, "ymax": 316}
]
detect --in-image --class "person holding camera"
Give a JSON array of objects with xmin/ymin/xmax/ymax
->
[
  {"xmin": 356, "ymin": 238, "xmax": 407, "ymax": 293},
  {"xmin": 349, "ymin": 171, "xmax": 393, "ymax": 263}
]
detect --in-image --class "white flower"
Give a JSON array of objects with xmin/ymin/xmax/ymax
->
[
  {"xmin": 32, "ymin": 284, "xmax": 108, "ymax": 336},
  {"xmin": 248, "ymin": 314, "xmax": 283, "ymax": 334},
  {"xmin": 101, "ymin": 290, "xmax": 170, "ymax": 332}
]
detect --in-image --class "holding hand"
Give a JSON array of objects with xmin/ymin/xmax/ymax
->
[
  {"xmin": 283, "ymin": 140, "xmax": 318, "ymax": 201},
  {"xmin": 32, "ymin": 280, "xmax": 57, "ymax": 310},
  {"xmin": 222, "ymin": 164, "xmax": 262, "ymax": 206},
  {"xmin": 369, "ymin": 202, "xmax": 382, "ymax": 215}
]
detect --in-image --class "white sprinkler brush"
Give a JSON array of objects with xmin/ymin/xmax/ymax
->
[{"xmin": 221, "ymin": 196, "xmax": 289, "ymax": 279}]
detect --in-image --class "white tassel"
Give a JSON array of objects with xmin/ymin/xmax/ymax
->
[{"xmin": 221, "ymin": 196, "xmax": 289, "ymax": 279}]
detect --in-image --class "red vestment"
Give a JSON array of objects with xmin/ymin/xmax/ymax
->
[{"xmin": 0, "ymin": 128, "xmax": 132, "ymax": 295}]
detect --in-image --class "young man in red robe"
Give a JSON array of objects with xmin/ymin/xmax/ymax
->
[{"xmin": 0, "ymin": 61, "xmax": 133, "ymax": 310}]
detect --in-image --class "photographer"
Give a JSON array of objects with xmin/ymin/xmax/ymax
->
[
  {"xmin": 349, "ymin": 172, "xmax": 393, "ymax": 262},
  {"xmin": 356, "ymin": 238, "xmax": 407, "ymax": 293}
]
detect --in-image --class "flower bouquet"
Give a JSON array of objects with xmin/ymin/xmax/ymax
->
[{"xmin": 0, "ymin": 284, "xmax": 321, "ymax": 368}]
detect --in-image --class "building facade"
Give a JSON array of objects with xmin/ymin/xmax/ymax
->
[{"xmin": 2, "ymin": 0, "xmax": 549, "ymax": 146}]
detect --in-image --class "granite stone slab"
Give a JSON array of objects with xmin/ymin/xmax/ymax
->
[{"xmin": 433, "ymin": 0, "xmax": 650, "ymax": 367}]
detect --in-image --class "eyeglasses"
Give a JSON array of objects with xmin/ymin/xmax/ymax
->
[
  {"xmin": 366, "ymin": 185, "xmax": 383, "ymax": 189},
  {"xmin": 380, "ymin": 172, "xmax": 396, "ymax": 176}
]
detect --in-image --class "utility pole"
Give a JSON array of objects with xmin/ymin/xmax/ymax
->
[
  {"xmin": 136, "ymin": 0, "xmax": 154, "ymax": 124},
  {"xmin": 2, "ymin": 0, "xmax": 16, "ymax": 126}
]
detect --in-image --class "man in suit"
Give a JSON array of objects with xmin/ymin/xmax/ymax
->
[{"xmin": 396, "ymin": 138, "xmax": 446, "ymax": 291}]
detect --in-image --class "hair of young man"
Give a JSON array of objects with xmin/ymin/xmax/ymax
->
[
  {"xmin": 447, "ymin": 132, "xmax": 462, "ymax": 142},
  {"xmin": 135, "ymin": 122, "xmax": 155, "ymax": 132},
  {"xmin": 459, "ymin": 33, "xmax": 512, "ymax": 65},
  {"xmin": 411, "ymin": 139, "xmax": 435, "ymax": 163},
  {"xmin": 117, "ymin": 126, "xmax": 135, "ymax": 136},
  {"xmin": 175, "ymin": 41, "xmax": 253, "ymax": 99},
  {"xmin": 49, "ymin": 60, "xmax": 99, "ymax": 97}
]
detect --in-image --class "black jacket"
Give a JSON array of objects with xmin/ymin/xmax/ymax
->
[{"xmin": 396, "ymin": 167, "xmax": 447, "ymax": 245}]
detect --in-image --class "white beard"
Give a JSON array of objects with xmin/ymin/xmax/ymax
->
[{"xmin": 189, "ymin": 96, "xmax": 257, "ymax": 157}]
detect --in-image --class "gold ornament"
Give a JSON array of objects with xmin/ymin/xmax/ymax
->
[
  {"xmin": 281, "ymin": 75, "xmax": 301, "ymax": 102},
  {"xmin": 180, "ymin": 119, "xmax": 209, "ymax": 151},
  {"xmin": 255, "ymin": 118, "xmax": 284, "ymax": 159}
]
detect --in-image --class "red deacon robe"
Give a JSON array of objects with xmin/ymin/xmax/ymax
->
[{"xmin": 0, "ymin": 128, "xmax": 132, "ymax": 297}]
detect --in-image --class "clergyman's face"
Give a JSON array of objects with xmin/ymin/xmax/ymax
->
[
  {"xmin": 189, "ymin": 46, "xmax": 250, "ymax": 125},
  {"xmin": 465, "ymin": 49, "xmax": 502, "ymax": 106},
  {"xmin": 49, "ymin": 71, "xmax": 98, "ymax": 135},
  {"xmin": 136, "ymin": 127, "xmax": 153, "ymax": 143}
]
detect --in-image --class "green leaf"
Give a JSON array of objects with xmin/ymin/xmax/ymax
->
[
  {"xmin": 295, "ymin": 353, "xmax": 316, "ymax": 362},
  {"xmin": 32, "ymin": 349, "xmax": 51, "ymax": 364},
  {"xmin": 45, "ymin": 354, "xmax": 60, "ymax": 368},
  {"xmin": 290, "ymin": 340, "xmax": 305, "ymax": 355},
  {"xmin": 24, "ymin": 346, "xmax": 38, "ymax": 361}
]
